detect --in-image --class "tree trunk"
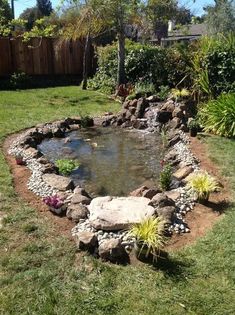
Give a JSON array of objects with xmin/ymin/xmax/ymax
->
[
  {"xmin": 82, "ymin": 34, "xmax": 91, "ymax": 90},
  {"xmin": 117, "ymin": 31, "xmax": 126, "ymax": 87}
]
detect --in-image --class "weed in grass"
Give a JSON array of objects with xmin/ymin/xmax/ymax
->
[{"xmin": 23, "ymin": 223, "xmax": 39, "ymax": 234}]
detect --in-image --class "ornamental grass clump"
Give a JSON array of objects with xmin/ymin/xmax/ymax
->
[
  {"xmin": 187, "ymin": 171, "xmax": 219, "ymax": 203},
  {"xmin": 171, "ymin": 88, "xmax": 190, "ymax": 101},
  {"xmin": 129, "ymin": 217, "xmax": 167, "ymax": 261},
  {"xmin": 55, "ymin": 159, "xmax": 80, "ymax": 176},
  {"xmin": 199, "ymin": 93, "xmax": 235, "ymax": 138}
]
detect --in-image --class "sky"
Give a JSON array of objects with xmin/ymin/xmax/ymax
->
[{"xmin": 12, "ymin": 0, "xmax": 215, "ymax": 18}]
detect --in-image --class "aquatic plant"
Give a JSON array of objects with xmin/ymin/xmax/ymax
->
[{"xmin": 55, "ymin": 159, "xmax": 80, "ymax": 175}]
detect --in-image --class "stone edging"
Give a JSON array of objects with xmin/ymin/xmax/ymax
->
[{"xmin": 8, "ymin": 114, "xmax": 204, "ymax": 262}]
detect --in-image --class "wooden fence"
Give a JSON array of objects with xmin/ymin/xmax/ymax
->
[{"xmin": 0, "ymin": 37, "xmax": 94, "ymax": 76}]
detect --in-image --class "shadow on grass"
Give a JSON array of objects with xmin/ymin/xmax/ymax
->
[
  {"xmin": 133, "ymin": 252, "xmax": 192, "ymax": 280},
  {"xmin": 204, "ymin": 199, "xmax": 233, "ymax": 214},
  {"xmin": 153, "ymin": 256, "xmax": 192, "ymax": 280}
]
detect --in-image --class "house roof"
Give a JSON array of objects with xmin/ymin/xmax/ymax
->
[{"xmin": 168, "ymin": 23, "xmax": 208, "ymax": 38}]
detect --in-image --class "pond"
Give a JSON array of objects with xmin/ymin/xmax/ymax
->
[{"xmin": 38, "ymin": 127, "xmax": 163, "ymax": 196}]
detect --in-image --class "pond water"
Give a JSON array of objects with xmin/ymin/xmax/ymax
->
[{"xmin": 38, "ymin": 127, "xmax": 163, "ymax": 197}]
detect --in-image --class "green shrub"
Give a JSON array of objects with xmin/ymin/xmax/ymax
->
[
  {"xmin": 55, "ymin": 159, "xmax": 80, "ymax": 176},
  {"xmin": 159, "ymin": 164, "xmax": 172, "ymax": 191},
  {"xmin": 192, "ymin": 34, "xmax": 235, "ymax": 98},
  {"xmin": 199, "ymin": 93, "xmax": 235, "ymax": 137},
  {"xmin": 157, "ymin": 85, "xmax": 170, "ymax": 101},
  {"xmin": 89, "ymin": 40, "xmax": 173, "ymax": 93},
  {"xmin": 9, "ymin": 72, "xmax": 30, "ymax": 89},
  {"xmin": 135, "ymin": 81, "xmax": 156, "ymax": 97},
  {"xmin": 166, "ymin": 43, "xmax": 193, "ymax": 88}
]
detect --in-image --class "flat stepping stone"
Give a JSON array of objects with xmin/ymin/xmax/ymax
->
[
  {"xmin": 42, "ymin": 174, "xmax": 74, "ymax": 191},
  {"xmin": 88, "ymin": 196, "xmax": 155, "ymax": 231}
]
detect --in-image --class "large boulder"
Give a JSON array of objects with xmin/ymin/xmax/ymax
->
[
  {"xmin": 42, "ymin": 174, "xmax": 74, "ymax": 191},
  {"xmin": 88, "ymin": 196, "xmax": 155, "ymax": 231},
  {"xmin": 98, "ymin": 239, "xmax": 128, "ymax": 263}
]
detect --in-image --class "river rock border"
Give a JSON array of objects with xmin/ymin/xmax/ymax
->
[{"xmin": 8, "ymin": 98, "xmax": 204, "ymax": 262}]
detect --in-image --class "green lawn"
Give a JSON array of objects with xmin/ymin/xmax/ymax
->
[{"xmin": 0, "ymin": 87, "xmax": 235, "ymax": 315}]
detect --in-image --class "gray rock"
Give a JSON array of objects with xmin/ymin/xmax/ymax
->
[
  {"xmin": 89, "ymin": 196, "xmax": 155, "ymax": 231},
  {"xmin": 66, "ymin": 204, "xmax": 88, "ymax": 222},
  {"xmin": 74, "ymin": 187, "xmax": 91, "ymax": 198},
  {"xmin": 129, "ymin": 185, "xmax": 148, "ymax": 197},
  {"xmin": 98, "ymin": 238, "xmax": 128, "ymax": 263},
  {"xmin": 168, "ymin": 134, "xmax": 181, "ymax": 147},
  {"xmin": 24, "ymin": 148, "xmax": 43, "ymax": 158},
  {"xmin": 42, "ymin": 174, "xmax": 74, "ymax": 191},
  {"xmin": 75, "ymin": 231, "xmax": 98, "ymax": 252},
  {"xmin": 70, "ymin": 194, "xmax": 91, "ymax": 205},
  {"xmin": 165, "ymin": 190, "xmax": 181, "ymax": 201},
  {"xmin": 136, "ymin": 98, "xmax": 149, "ymax": 118},
  {"xmin": 149, "ymin": 193, "xmax": 175, "ymax": 208},
  {"xmin": 156, "ymin": 206, "xmax": 175, "ymax": 224},
  {"xmin": 147, "ymin": 95, "xmax": 160, "ymax": 102},
  {"xmin": 167, "ymin": 117, "xmax": 181, "ymax": 130},
  {"xmin": 173, "ymin": 166, "xmax": 194, "ymax": 180},
  {"xmin": 172, "ymin": 107, "xmax": 184, "ymax": 119},
  {"xmin": 142, "ymin": 188, "xmax": 161, "ymax": 199}
]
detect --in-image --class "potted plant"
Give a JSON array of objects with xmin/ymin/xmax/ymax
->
[
  {"xmin": 43, "ymin": 195, "xmax": 66, "ymax": 216},
  {"xmin": 15, "ymin": 153, "xmax": 25, "ymax": 165},
  {"xmin": 187, "ymin": 171, "xmax": 219, "ymax": 204},
  {"xmin": 188, "ymin": 119, "xmax": 200, "ymax": 137},
  {"xmin": 128, "ymin": 217, "xmax": 167, "ymax": 262}
]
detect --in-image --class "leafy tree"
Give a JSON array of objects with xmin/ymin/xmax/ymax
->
[
  {"xmin": 37, "ymin": 0, "xmax": 53, "ymax": 17},
  {"xmin": 19, "ymin": 7, "xmax": 39, "ymax": 30},
  {"xmin": 62, "ymin": 0, "xmax": 140, "ymax": 89},
  {"xmin": 0, "ymin": 0, "xmax": 13, "ymax": 24},
  {"xmin": 205, "ymin": 0, "xmax": 235, "ymax": 34},
  {"xmin": 175, "ymin": 6, "xmax": 192, "ymax": 25},
  {"xmin": 144, "ymin": 0, "xmax": 189, "ymax": 40}
]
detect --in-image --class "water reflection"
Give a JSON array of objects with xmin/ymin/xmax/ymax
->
[{"xmin": 38, "ymin": 127, "xmax": 163, "ymax": 196}]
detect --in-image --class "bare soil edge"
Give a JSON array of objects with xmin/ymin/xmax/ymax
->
[{"xmin": 2, "ymin": 132, "xmax": 231, "ymax": 251}]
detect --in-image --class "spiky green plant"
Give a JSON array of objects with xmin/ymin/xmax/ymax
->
[
  {"xmin": 187, "ymin": 171, "xmax": 219, "ymax": 202},
  {"xmin": 128, "ymin": 217, "xmax": 166, "ymax": 260},
  {"xmin": 199, "ymin": 93, "xmax": 235, "ymax": 138}
]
